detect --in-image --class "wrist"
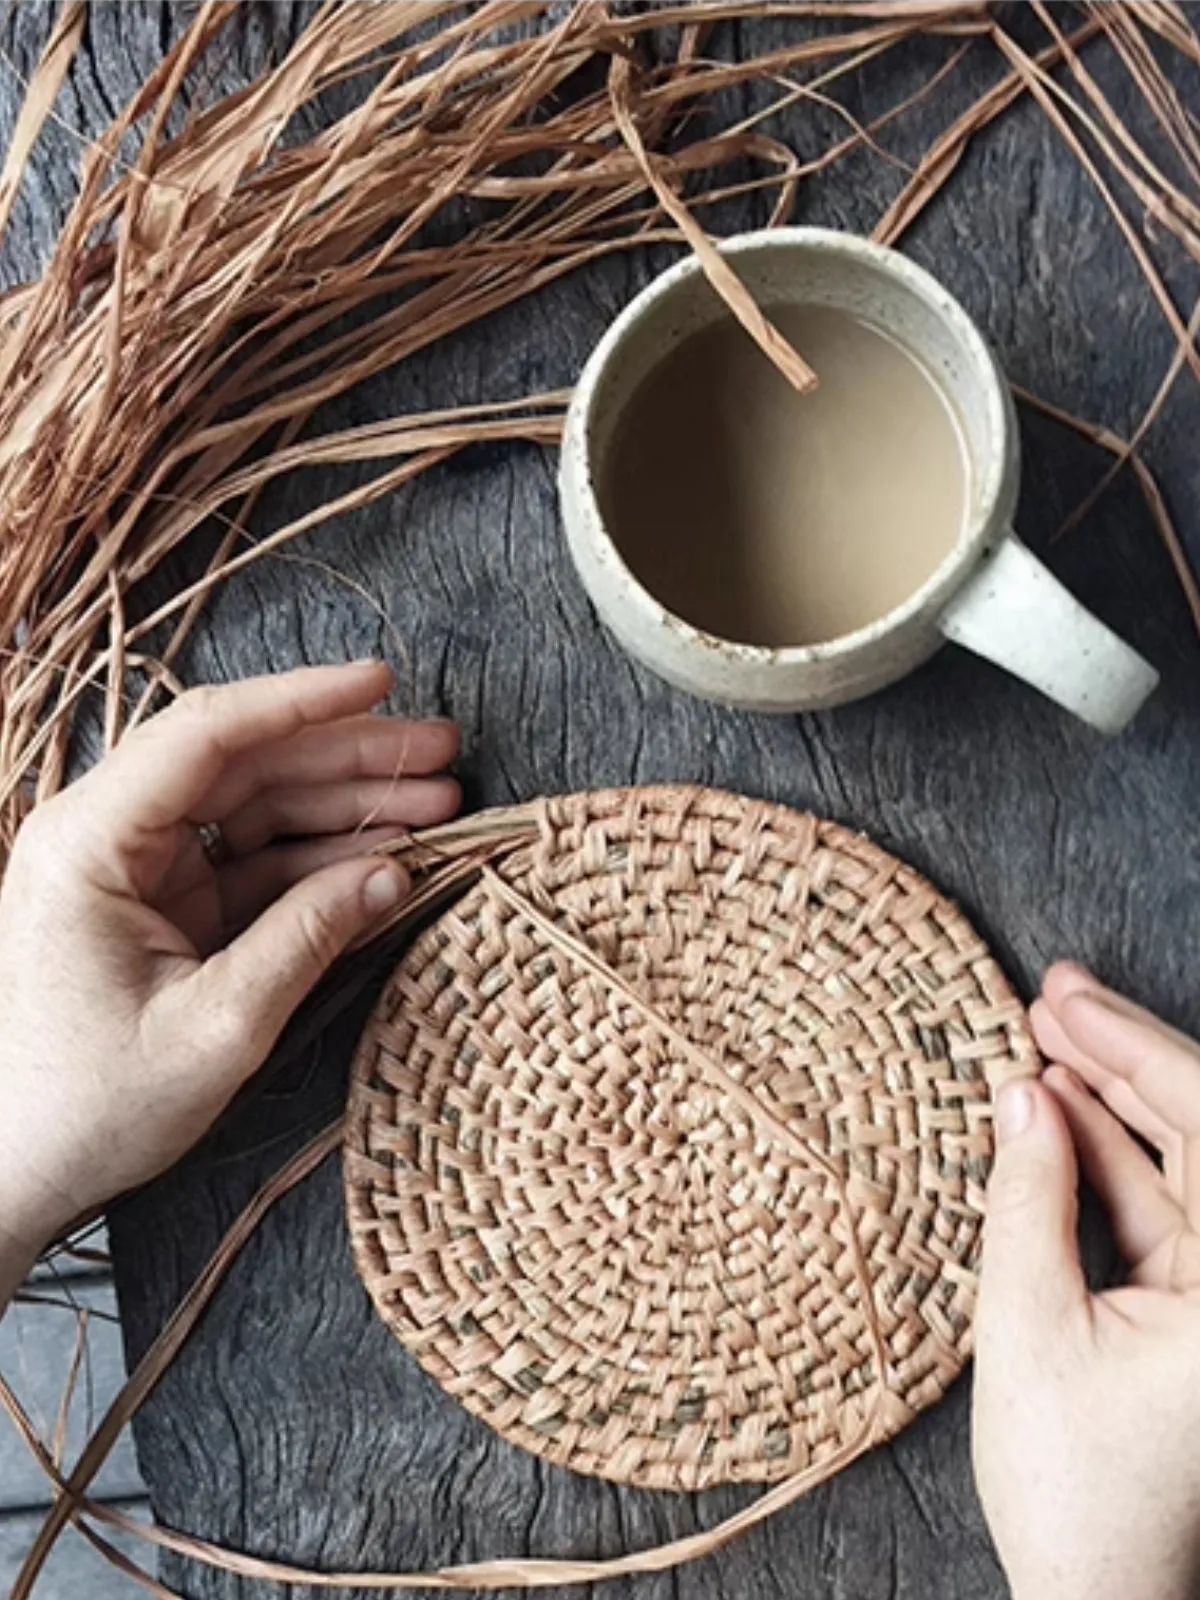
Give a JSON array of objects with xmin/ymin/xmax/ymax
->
[
  {"xmin": 0, "ymin": 1142, "xmax": 70, "ymax": 1266},
  {"xmin": 0, "ymin": 1206, "xmax": 47, "ymax": 1318}
]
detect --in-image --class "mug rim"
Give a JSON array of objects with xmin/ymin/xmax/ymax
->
[{"xmin": 563, "ymin": 225, "xmax": 1018, "ymax": 667}]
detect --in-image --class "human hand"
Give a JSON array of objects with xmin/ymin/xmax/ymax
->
[
  {"xmin": 0, "ymin": 662, "xmax": 459, "ymax": 1266},
  {"xmin": 973, "ymin": 961, "xmax": 1200, "ymax": 1600}
]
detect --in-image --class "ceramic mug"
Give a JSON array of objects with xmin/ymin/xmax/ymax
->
[{"xmin": 558, "ymin": 228, "xmax": 1159, "ymax": 734}]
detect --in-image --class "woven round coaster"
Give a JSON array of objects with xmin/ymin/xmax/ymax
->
[{"xmin": 345, "ymin": 786, "xmax": 1037, "ymax": 1494}]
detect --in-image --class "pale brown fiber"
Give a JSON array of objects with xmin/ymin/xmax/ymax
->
[
  {"xmin": 6, "ymin": 3, "xmax": 1200, "ymax": 1592},
  {"xmin": 3, "ymin": 0, "xmax": 1200, "ymax": 862},
  {"xmin": 346, "ymin": 787, "xmax": 1037, "ymax": 1494}
]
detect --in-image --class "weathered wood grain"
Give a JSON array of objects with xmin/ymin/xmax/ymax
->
[{"xmin": 3, "ymin": 5, "xmax": 1199, "ymax": 1597}]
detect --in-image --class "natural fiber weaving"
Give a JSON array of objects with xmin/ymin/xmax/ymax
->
[{"xmin": 345, "ymin": 786, "xmax": 1037, "ymax": 1495}]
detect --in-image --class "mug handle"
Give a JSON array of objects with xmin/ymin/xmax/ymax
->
[{"xmin": 937, "ymin": 532, "xmax": 1159, "ymax": 735}]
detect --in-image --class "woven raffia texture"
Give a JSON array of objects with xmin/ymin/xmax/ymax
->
[{"xmin": 345, "ymin": 786, "xmax": 1038, "ymax": 1493}]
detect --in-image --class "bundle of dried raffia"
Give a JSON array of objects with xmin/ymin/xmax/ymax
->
[
  {"xmin": 1, "ymin": 2, "xmax": 1200, "ymax": 1594},
  {"xmin": 3, "ymin": 0, "xmax": 1200, "ymax": 865}
]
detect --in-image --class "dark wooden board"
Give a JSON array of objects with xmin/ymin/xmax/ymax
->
[{"xmin": 4, "ymin": 5, "xmax": 1200, "ymax": 1597}]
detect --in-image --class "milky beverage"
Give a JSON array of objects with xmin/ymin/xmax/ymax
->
[{"xmin": 599, "ymin": 303, "xmax": 968, "ymax": 648}]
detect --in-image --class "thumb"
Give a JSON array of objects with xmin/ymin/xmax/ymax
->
[
  {"xmin": 978, "ymin": 1078, "xmax": 1088, "ymax": 1340},
  {"xmin": 202, "ymin": 855, "xmax": 408, "ymax": 1060}
]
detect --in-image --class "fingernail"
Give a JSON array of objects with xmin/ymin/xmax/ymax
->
[
  {"xmin": 1055, "ymin": 960, "xmax": 1093, "ymax": 979},
  {"xmin": 363, "ymin": 863, "xmax": 404, "ymax": 915},
  {"xmin": 996, "ymin": 1082, "xmax": 1034, "ymax": 1143},
  {"xmin": 1063, "ymin": 988, "xmax": 1115, "ymax": 1017}
]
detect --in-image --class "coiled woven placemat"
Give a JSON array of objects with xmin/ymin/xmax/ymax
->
[{"xmin": 345, "ymin": 785, "xmax": 1037, "ymax": 1503}]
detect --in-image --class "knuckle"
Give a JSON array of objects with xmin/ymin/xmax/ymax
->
[
  {"xmin": 13, "ymin": 798, "xmax": 56, "ymax": 853},
  {"xmin": 172, "ymin": 684, "xmax": 221, "ymax": 728},
  {"xmin": 9, "ymin": 796, "xmax": 72, "ymax": 877},
  {"xmin": 293, "ymin": 898, "xmax": 344, "ymax": 970},
  {"xmin": 260, "ymin": 789, "xmax": 287, "ymax": 836},
  {"xmin": 145, "ymin": 684, "xmax": 228, "ymax": 766},
  {"xmin": 196, "ymin": 996, "xmax": 246, "ymax": 1060}
]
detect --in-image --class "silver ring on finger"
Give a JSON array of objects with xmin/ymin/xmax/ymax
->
[{"xmin": 195, "ymin": 820, "xmax": 232, "ymax": 869}]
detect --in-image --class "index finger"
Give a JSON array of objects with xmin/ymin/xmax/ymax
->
[
  {"xmin": 1030, "ymin": 997, "xmax": 1177, "ymax": 1152},
  {"xmin": 77, "ymin": 662, "xmax": 395, "ymax": 840},
  {"xmin": 1046, "ymin": 979, "xmax": 1200, "ymax": 1142}
]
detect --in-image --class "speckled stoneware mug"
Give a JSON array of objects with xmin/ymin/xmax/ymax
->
[{"xmin": 559, "ymin": 227, "xmax": 1158, "ymax": 734}]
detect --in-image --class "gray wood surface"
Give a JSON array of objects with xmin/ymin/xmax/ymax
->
[
  {"xmin": 0, "ymin": 1500, "xmax": 151, "ymax": 1599},
  {"xmin": 4, "ymin": 5, "xmax": 1200, "ymax": 1598},
  {"xmin": 0, "ymin": 1278, "xmax": 144, "ymax": 1508},
  {"xmin": 0, "ymin": 1250, "xmax": 149, "ymax": 1600}
]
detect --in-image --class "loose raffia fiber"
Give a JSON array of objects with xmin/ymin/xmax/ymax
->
[
  {"xmin": 3, "ymin": 0, "xmax": 1200, "ymax": 863},
  {"xmin": 3, "ymin": 1, "xmax": 1200, "ymax": 1594},
  {"xmin": 346, "ymin": 787, "xmax": 1038, "ymax": 1494}
]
